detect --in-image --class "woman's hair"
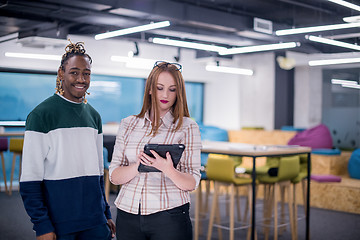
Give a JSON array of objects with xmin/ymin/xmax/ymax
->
[
  {"xmin": 137, "ymin": 62, "xmax": 190, "ymax": 136},
  {"xmin": 55, "ymin": 40, "xmax": 92, "ymax": 102}
]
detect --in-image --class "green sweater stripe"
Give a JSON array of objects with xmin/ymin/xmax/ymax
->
[{"xmin": 26, "ymin": 94, "xmax": 102, "ymax": 134}]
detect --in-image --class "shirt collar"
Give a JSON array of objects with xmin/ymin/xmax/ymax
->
[
  {"xmin": 141, "ymin": 110, "xmax": 174, "ymax": 128},
  {"xmin": 161, "ymin": 110, "xmax": 174, "ymax": 128},
  {"xmin": 142, "ymin": 111, "xmax": 151, "ymax": 127},
  {"xmin": 56, "ymin": 93, "xmax": 82, "ymax": 104}
]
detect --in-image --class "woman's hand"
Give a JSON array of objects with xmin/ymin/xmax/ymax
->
[
  {"xmin": 140, "ymin": 150, "xmax": 196, "ymax": 191},
  {"xmin": 140, "ymin": 150, "xmax": 174, "ymax": 173}
]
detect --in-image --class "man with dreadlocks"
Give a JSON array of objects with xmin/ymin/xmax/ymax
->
[{"xmin": 20, "ymin": 41, "xmax": 116, "ymax": 240}]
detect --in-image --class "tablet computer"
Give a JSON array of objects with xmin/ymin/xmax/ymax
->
[{"xmin": 138, "ymin": 144, "xmax": 185, "ymax": 172}]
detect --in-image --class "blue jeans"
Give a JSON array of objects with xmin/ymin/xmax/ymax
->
[
  {"xmin": 116, "ymin": 203, "xmax": 193, "ymax": 240},
  {"xmin": 57, "ymin": 223, "xmax": 112, "ymax": 240}
]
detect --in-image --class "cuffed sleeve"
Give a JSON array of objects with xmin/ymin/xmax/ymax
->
[
  {"xmin": 20, "ymin": 181, "xmax": 55, "ymax": 236},
  {"xmin": 180, "ymin": 122, "xmax": 202, "ymax": 188}
]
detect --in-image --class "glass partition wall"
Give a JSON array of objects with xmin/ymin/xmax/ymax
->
[
  {"xmin": 322, "ymin": 68, "xmax": 360, "ymax": 150},
  {"xmin": 0, "ymin": 71, "xmax": 204, "ymax": 124}
]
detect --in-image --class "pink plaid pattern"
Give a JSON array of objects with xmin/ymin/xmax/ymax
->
[{"xmin": 109, "ymin": 111, "xmax": 201, "ymax": 215}]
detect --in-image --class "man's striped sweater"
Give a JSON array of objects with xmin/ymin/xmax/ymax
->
[{"xmin": 20, "ymin": 94, "xmax": 111, "ymax": 236}]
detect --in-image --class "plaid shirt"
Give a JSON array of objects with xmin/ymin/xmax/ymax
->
[{"xmin": 109, "ymin": 111, "xmax": 201, "ymax": 215}]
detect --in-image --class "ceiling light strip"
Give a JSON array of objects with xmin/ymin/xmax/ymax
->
[
  {"xmin": 342, "ymin": 83, "xmax": 360, "ymax": 89},
  {"xmin": 111, "ymin": 56, "xmax": 157, "ymax": 64},
  {"xmin": 111, "ymin": 56, "xmax": 158, "ymax": 70},
  {"xmin": 343, "ymin": 15, "xmax": 360, "ymax": 23},
  {"xmin": 218, "ymin": 42, "xmax": 299, "ymax": 55},
  {"xmin": 152, "ymin": 38, "xmax": 227, "ymax": 52},
  {"xmin": 95, "ymin": 21, "xmax": 171, "ymax": 40},
  {"xmin": 331, "ymin": 79, "xmax": 358, "ymax": 85},
  {"xmin": 308, "ymin": 57, "xmax": 360, "ymax": 66},
  {"xmin": 328, "ymin": 0, "xmax": 360, "ymax": 12},
  {"xmin": 307, "ymin": 35, "xmax": 360, "ymax": 51},
  {"xmin": 205, "ymin": 65, "xmax": 253, "ymax": 76},
  {"xmin": 276, "ymin": 22, "xmax": 360, "ymax": 36},
  {"xmin": 5, "ymin": 52, "xmax": 61, "ymax": 60}
]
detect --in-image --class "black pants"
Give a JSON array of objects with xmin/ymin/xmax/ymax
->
[{"xmin": 116, "ymin": 203, "xmax": 193, "ymax": 240}]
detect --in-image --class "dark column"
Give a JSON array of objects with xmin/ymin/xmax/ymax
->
[{"xmin": 274, "ymin": 52, "xmax": 294, "ymax": 129}]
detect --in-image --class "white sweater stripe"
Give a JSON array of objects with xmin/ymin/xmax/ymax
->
[{"xmin": 21, "ymin": 127, "xmax": 103, "ymax": 182}]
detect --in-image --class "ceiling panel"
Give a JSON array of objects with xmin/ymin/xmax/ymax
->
[{"xmin": 1, "ymin": 0, "xmax": 360, "ymax": 55}]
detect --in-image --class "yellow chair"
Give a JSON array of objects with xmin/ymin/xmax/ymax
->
[
  {"xmin": 9, "ymin": 138, "xmax": 24, "ymax": 195},
  {"xmin": 256, "ymin": 156, "xmax": 300, "ymax": 240},
  {"xmin": 194, "ymin": 125, "xmax": 229, "ymax": 240},
  {"xmin": 206, "ymin": 154, "xmax": 253, "ymax": 240},
  {"xmin": 0, "ymin": 137, "xmax": 9, "ymax": 194}
]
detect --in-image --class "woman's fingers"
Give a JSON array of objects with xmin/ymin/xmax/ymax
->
[
  {"xmin": 149, "ymin": 150, "xmax": 160, "ymax": 158},
  {"xmin": 140, "ymin": 150, "xmax": 171, "ymax": 168},
  {"xmin": 166, "ymin": 152, "xmax": 171, "ymax": 160},
  {"xmin": 140, "ymin": 152, "xmax": 154, "ymax": 165}
]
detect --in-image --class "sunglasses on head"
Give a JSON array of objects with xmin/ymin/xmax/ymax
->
[{"xmin": 153, "ymin": 61, "xmax": 182, "ymax": 72}]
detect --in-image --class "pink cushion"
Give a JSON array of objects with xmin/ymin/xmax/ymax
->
[
  {"xmin": 311, "ymin": 174, "xmax": 342, "ymax": 182},
  {"xmin": 0, "ymin": 137, "xmax": 8, "ymax": 151},
  {"xmin": 288, "ymin": 124, "xmax": 333, "ymax": 149}
]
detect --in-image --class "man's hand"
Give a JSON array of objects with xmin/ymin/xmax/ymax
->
[
  {"xmin": 36, "ymin": 232, "xmax": 56, "ymax": 240},
  {"xmin": 107, "ymin": 219, "xmax": 116, "ymax": 238}
]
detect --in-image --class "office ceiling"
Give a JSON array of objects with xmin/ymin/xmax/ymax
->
[{"xmin": 1, "ymin": 0, "xmax": 360, "ymax": 56}]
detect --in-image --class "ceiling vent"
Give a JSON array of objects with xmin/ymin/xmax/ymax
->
[
  {"xmin": 253, "ymin": 17, "xmax": 273, "ymax": 35},
  {"xmin": 17, "ymin": 27, "xmax": 68, "ymax": 48},
  {"xmin": 16, "ymin": 36, "xmax": 68, "ymax": 48}
]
